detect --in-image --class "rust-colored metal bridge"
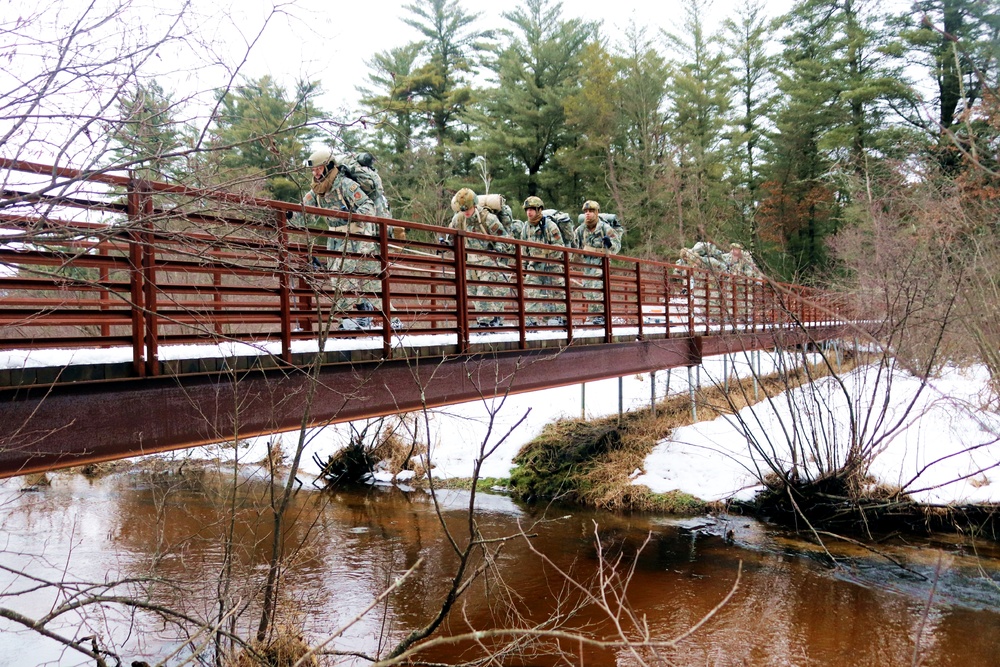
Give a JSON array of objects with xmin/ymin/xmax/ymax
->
[{"xmin": 0, "ymin": 160, "xmax": 855, "ymax": 478}]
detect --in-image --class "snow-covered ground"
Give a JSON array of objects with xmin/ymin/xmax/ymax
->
[
  {"xmin": 221, "ymin": 348, "xmax": 1000, "ymax": 507},
  {"xmin": 7, "ymin": 337, "xmax": 998, "ymax": 506}
]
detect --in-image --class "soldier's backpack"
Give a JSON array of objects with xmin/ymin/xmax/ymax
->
[
  {"xmin": 577, "ymin": 212, "xmax": 626, "ymax": 240},
  {"xmin": 336, "ymin": 152, "xmax": 391, "ymax": 218},
  {"xmin": 542, "ymin": 208, "xmax": 577, "ymax": 248},
  {"xmin": 477, "ymin": 193, "xmax": 516, "ymax": 234}
]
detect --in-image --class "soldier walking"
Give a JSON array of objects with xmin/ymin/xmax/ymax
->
[
  {"xmin": 573, "ymin": 200, "xmax": 620, "ymax": 324},
  {"xmin": 298, "ymin": 147, "xmax": 380, "ymax": 329},
  {"xmin": 448, "ymin": 188, "xmax": 512, "ymax": 327},
  {"xmin": 518, "ymin": 196, "xmax": 566, "ymax": 325}
]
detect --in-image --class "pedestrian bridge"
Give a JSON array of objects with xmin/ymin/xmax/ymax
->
[{"xmin": 0, "ymin": 159, "xmax": 858, "ymax": 478}]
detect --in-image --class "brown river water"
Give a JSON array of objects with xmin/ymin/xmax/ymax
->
[{"xmin": 1, "ymin": 469, "xmax": 998, "ymax": 666}]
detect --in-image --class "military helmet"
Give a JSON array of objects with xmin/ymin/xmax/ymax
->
[
  {"xmin": 305, "ymin": 147, "xmax": 334, "ymax": 168},
  {"xmin": 523, "ymin": 195, "xmax": 544, "ymax": 210},
  {"xmin": 451, "ymin": 188, "xmax": 477, "ymax": 213},
  {"xmin": 582, "ymin": 200, "xmax": 600, "ymax": 212}
]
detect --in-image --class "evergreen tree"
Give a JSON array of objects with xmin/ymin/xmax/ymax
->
[
  {"xmin": 398, "ymin": 0, "xmax": 489, "ymax": 154},
  {"xmin": 899, "ymin": 0, "xmax": 1000, "ymax": 172},
  {"xmin": 474, "ymin": 0, "xmax": 597, "ymax": 208},
  {"xmin": 721, "ymin": 0, "xmax": 780, "ymax": 255},
  {"xmin": 206, "ymin": 77, "xmax": 323, "ymax": 202},
  {"xmin": 601, "ymin": 24, "xmax": 673, "ymax": 256},
  {"xmin": 108, "ymin": 81, "xmax": 185, "ymax": 182},
  {"xmin": 760, "ymin": 0, "xmax": 912, "ymax": 278},
  {"xmin": 359, "ymin": 42, "xmax": 425, "ymax": 158},
  {"xmin": 559, "ymin": 41, "xmax": 617, "ymax": 210},
  {"xmin": 663, "ymin": 0, "xmax": 734, "ymax": 246}
]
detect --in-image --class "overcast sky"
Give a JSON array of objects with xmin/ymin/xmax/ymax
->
[{"xmin": 197, "ymin": 0, "xmax": 796, "ymax": 113}]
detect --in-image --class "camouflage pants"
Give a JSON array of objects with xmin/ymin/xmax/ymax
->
[
  {"xmin": 581, "ymin": 263, "xmax": 604, "ymax": 314},
  {"xmin": 326, "ymin": 235, "xmax": 381, "ymax": 317},
  {"xmin": 525, "ymin": 261, "xmax": 565, "ymax": 315},
  {"xmin": 466, "ymin": 251, "xmax": 511, "ymax": 319}
]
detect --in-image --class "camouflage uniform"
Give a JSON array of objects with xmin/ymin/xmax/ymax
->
[
  {"xmin": 721, "ymin": 243, "xmax": 760, "ymax": 325},
  {"xmin": 449, "ymin": 189, "xmax": 512, "ymax": 326},
  {"xmin": 722, "ymin": 243, "xmax": 761, "ymax": 278},
  {"xmin": 519, "ymin": 201, "xmax": 566, "ymax": 322},
  {"xmin": 573, "ymin": 202, "xmax": 621, "ymax": 317},
  {"xmin": 298, "ymin": 168, "xmax": 380, "ymax": 322}
]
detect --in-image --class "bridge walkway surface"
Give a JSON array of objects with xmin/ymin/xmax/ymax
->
[{"xmin": 0, "ymin": 159, "xmax": 858, "ymax": 477}]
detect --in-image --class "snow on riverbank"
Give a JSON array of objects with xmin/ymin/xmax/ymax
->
[
  {"xmin": 219, "ymin": 350, "xmax": 1000, "ymax": 506},
  {"xmin": 634, "ymin": 363, "xmax": 1000, "ymax": 505}
]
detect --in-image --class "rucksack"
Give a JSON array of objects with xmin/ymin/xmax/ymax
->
[
  {"xmin": 477, "ymin": 193, "xmax": 516, "ymax": 234},
  {"xmin": 542, "ymin": 208, "xmax": 577, "ymax": 248},
  {"xmin": 577, "ymin": 212, "xmax": 626, "ymax": 239},
  {"xmin": 336, "ymin": 152, "xmax": 391, "ymax": 218}
]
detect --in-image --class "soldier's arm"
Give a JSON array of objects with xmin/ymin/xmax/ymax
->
[{"xmin": 604, "ymin": 225, "xmax": 621, "ymax": 254}]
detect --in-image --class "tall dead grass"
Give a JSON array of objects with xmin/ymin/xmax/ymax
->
[{"xmin": 508, "ymin": 350, "xmax": 861, "ymax": 513}]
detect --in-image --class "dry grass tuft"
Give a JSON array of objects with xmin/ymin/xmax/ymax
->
[
  {"xmin": 509, "ymin": 350, "xmax": 860, "ymax": 514},
  {"xmin": 226, "ymin": 627, "xmax": 318, "ymax": 667}
]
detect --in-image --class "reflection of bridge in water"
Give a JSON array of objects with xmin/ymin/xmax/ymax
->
[{"xmin": 0, "ymin": 159, "xmax": 855, "ymax": 478}]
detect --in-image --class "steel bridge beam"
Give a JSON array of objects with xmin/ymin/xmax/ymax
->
[{"xmin": 0, "ymin": 326, "xmax": 847, "ymax": 479}]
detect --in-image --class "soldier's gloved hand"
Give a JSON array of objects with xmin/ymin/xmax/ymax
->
[
  {"xmin": 391, "ymin": 226, "xmax": 407, "ymax": 240},
  {"xmin": 603, "ymin": 236, "xmax": 613, "ymax": 249}
]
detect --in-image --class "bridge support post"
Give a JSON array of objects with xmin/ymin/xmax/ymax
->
[
  {"xmin": 688, "ymin": 366, "xmax": 697, "ymax": 421},
  {"xmin": 618, "ymin": 376, "xmax": 623, "ymax": 425},
  {"xmin": 650, "ymin": 370, "xmax": 656, "ymax": 416}
]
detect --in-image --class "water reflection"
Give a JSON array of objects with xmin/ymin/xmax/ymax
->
[{"xmin": 0, "ymin": 472, "xmax": 998, "ymax": 666}]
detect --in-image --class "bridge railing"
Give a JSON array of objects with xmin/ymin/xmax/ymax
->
[{"xmin": 0, "ymin": 159, "xmax": 852, "ymax": 379}]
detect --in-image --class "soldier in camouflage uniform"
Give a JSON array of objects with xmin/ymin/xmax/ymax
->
[
  {"xmin": 448, "ymin": 188, "xmax": 512, "ymax": 327},
  {"xmin": 722, "ymin": 243, "xmax": 762, "ymax": 278},
  {"xmin": 722, "ymin": 243, "xmax": 761, "ymax": 326},
  {"xmin": 573, "ymin": 200, "xmax": 621, "ymax": 323},
  {"xmin": 518, "ymin": 196, "xmax": 566, "ymax": 325},
  {"xmin": 299, "ymin": 147, "xmax": 380, "ymax": 329}
]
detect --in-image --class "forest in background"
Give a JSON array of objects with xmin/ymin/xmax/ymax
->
[{"xmin": 92, "ymin": 0, "xmax": 1000, "ymax": 283}]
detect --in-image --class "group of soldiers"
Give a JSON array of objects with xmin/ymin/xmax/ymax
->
[
  {"xmin": 294, "ymin": 145, "xmax": 625, "ymax": 329},
  {"xmin": 447, "ymin": 188, "xmax": 622, "ymax": 326},
  {"xmin": 295, "ymin": 146, "xmax": 768, "ymax": 330},
  {"xmin": 677, "ymin": 241, "xmax": 762, "ymax": 278}
]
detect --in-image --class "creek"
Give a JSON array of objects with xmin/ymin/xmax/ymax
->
[{"xmin": 0, "ymin": 469, "xmax": 997, "ymax": 666}]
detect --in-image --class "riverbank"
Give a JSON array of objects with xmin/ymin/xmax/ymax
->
[{"xmin": 364, "ymin": 350, "xmax": 1000, "ymax": 541}]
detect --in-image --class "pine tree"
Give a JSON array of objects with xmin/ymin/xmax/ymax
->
[
  {"xmin": 109, "ymin": 81, "xmax": 185, "ymax": 182},
  {"xmin": 206, "ymin": 77, "xmax": 323, "ymax": 202},
  {"xmin": 601, "ymin": 24, "xmax": 673, "ymax": 256},
  {"xmin": 663, "ymin": 0, "xmax": 734, "ymax": 247},
  {"xmin": 474, "ymin": 0, "xmax": 597, "ymax": 208},
  {"xmin": 721, "ymin": 0, "xmax": 780, "ymax": 256},
  {"xmin": 900, "ymin": 0, "xmax": 1000, "ymax": 172}
]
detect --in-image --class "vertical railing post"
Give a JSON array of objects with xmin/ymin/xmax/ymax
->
[
  {"xmin": 599, "ymin": 253, "xmax": 612, "ymax": 340},
  {"xmin": 562, "ymin": 249, "xmax": 572, "ymax": 336},
  {"xmin": 664, "ymin": 266, "xmax": 672, "ymax": 339},
  {"xmin": 378, "ymin": 222, "xmax": 392, "ymax": 358},
  {"xmin": 213, "ymin": 269, "xmax": 223, "ymax": 335},
  {"xmin": 454, "ymin": 233, "xmax": 470, "ymax": 353},
  {"xmin": 730, "ymin": 276, "xmax": 738, "ymax": 332},
  {"xmin": 515, "ymin": 244, "xmax": 527, "ymax": 349},
  {"xmin": 126, "ymin": 180, "xmax": 145, "ymax": 376},
  {"xmin": 139, "ymin": 182, "xmax": 159, "ymax": 376},
  {"xmin": 98, "ymin": 243, "xmax": 110, "ymax": 339},
  {"xmin": 634, "ymin": 259, "xmax": 644, "ymax": 340},
  {"xmin": 277, "ymin": 209, "xmax": 292, "ymax": 364},
  {"xmin": 686, "ymin": 267, "xmax": 695, "ymax": 338}
]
